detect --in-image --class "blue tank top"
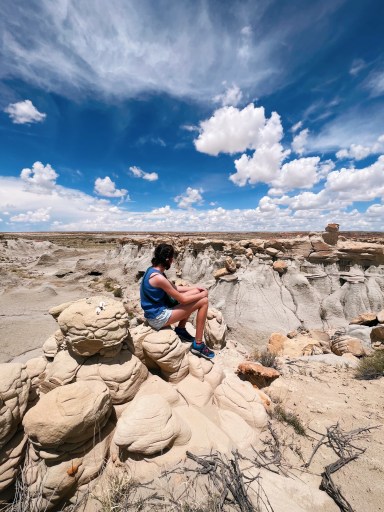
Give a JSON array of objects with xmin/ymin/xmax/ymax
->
[{"xmin": 140, "ymin": 267, "xmax": 167, "ymax": 319}]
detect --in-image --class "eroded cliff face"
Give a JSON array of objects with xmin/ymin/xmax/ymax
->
[{"xmin": 108, "ymin": 232, "xmax": 384, "ymax": 346}]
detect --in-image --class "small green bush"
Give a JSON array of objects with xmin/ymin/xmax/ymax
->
[
  {"xmin": 103, "ymin": 279, "xmax": 115, "ymax": 292},
  {"xmin": 273, "ymin": 404, "xmax": 306, "ymax": 436},
  {"xmin": 113, "ymin": 287, "xmax": 123, "ymax": 298},
  {"xmin": 355, "ymin": 350, "xmax": 384, "ymax": 380}
]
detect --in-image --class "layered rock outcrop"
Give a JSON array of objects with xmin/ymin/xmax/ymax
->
[{"xmin": 107, "ymin": 228, "xmax": 384, "ymax": 346}]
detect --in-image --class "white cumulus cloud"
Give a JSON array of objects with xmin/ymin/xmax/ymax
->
[
  {"xmin": 194, "ymin": 104, "xmax": 283, "ymax": 156},
  {"xmin": 20, "ymin": 162, "xmax": 58, "ymax": 190},
  {"xmin": 10, "ymin": 207, "xmax": 51, "ymax": 223},
  {"xmin": 269, "ymin": 157, "xmax": 321, "ymax": 195},
  {"xmin": 94, "ymin": 177, "xmax": 128, "ymax": 198},
  {"xmin": 4, "ymin": 100, "xmax": 46, "ymax": 124},
  {"xmin": 230, "ymin": 143, "xmax": 289, "ymax": 187},
  {"xmin": 129, "ymin": 166, "xmax": 158, "ymax": 181},
  {"xmin": 152, "ymin": 205, "xmax": 172, "ymax": 215},
  {"xmin": 292, "ymin": 128, "xmax": 309, "ymax": 155},
  {"xmin": 326, "ymin": 155, "xmax": 384, "ymax": 201},
  {"xmin": 175, "ymin": 187, "xmax": 203, "ymax": 209},
  {"xmin": 336, "ymin": 134, "xmax": 384, "ymax": 161}
]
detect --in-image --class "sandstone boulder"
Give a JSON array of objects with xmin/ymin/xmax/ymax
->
[
  {"xmin": 0, "ymin": 430, "xmax": 27, "ymax": 495},
  {"xmin": 377, "ymin": 309, "xmax": 384, "ymax": 323},
  {"xmin": 322, "ymin": 232, "xmax": 339, "ymax": 245},
  {"xmin": 25, "ymin": 357, "xmax": 48, "ymax": 402},
  {"xmin": 331, "ymin": 336, "xmax": 367, "ymax": 356},
  {"xmin": 135, "ymin": 375, "xmax": 182, "ymax": 407},
  {"xmin": 237, "ymin": 362, "xmax": 280, "ymax": 388},
  {"xmin": 113, "ymin": 394, "xmax": 191, "ymax": 454},
  {"xmin": 142, "ymin": 329, "xmax": 189, "ymax": 382},
  {"xmin": 325, "ymin": 223, "xmax": 339, "ymax": 232},
  {"xmin": 267, "ymin": 332, "xmax": 323, "ymax": 357},
  {"xmin": 127, "ymin": 323, "xmax": 160, "ymax": 369},
  {"xmin": 225, "ymin": 257, "xmax": 237, "ymax": 273},
  {"xmin": 245, "ymin": 248, "xmax": 253, "ymax": 260},
  {"xmin": 76, "ymin": 350, "xmax": 148, "ymax": 404},
  {"xmin": 370, "ymin": 325, "xmax": 384, "ymax": 348},
  {"xmin": 23, "ymin": 422, "xmax": 113, "ymax": 511},
  {"xmin": 310, "ymin": 237, "xmax": 332, "ymax": 252},
  {"xmin": 273, "ymin": 260, "xmax": 288, "ymax": 274},
  {"xmin": 57, "ymin": 296, "xmax": 129, "ymax": 357},
  {"xmin": 176, "ymin": 375, "xmax": 214, "ymax": 407},
  {"xmin": 350, "ymin": 313, "xmax": 378, "ymax": 326},
  {"xmin": 187, "ymin": 354, "xmax": 224, "ymax": 390},
  {"xmin": 204, "ymin": 307, "xmax": 227, "ymax": 349},
  {"xmin": 265, "ymin": 247, "xmax": 279, "ymax": 257},
  {"xmin": 213, "ymin": 267, "xmax": 229, "ymax": 279},
  {"xmin": 302, "ymin": 344, "xmax": 324, "ymax": 356},
  {"xmin": 49, "ymin": 300, "xmax": 80, "ymax": 319},
  {"xmin": 39, "ymin": 350, "xmax": 84, "ymax": 392},
  {"xmin": 42, "ymin": 331, "xmax": 60, "ymax": 358},
  {"xmin": 0, "ymin": 363, "xmax": 30, "ymax": 450},
  {"xmin": 23, "ymin": 381, "xmax": 112, "ymax": 456},
  {"xmin": 214, "ymin": 376, "xmax": 268, "ymax": 429},
  {"xmin": 267, "ymin": 333, "xmax": 288, "ymax": 355}
]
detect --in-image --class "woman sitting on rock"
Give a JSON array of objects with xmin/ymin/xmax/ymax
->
[{"xmin": 140, "ymin": 243, "xmax": 214, "ymax": 360}]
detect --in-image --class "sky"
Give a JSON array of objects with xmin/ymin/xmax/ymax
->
[{"xmin": 1, "ymin": 0, "xmax": 384, "ymax": 232}]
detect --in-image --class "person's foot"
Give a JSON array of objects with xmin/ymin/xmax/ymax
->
[
  {"xmin": 175, "ymin": 326, "xmax": 195, "ymax": 343},
  {"xmin": 190, "ymin": 340, "xmax": 215, "ymax": 360}
]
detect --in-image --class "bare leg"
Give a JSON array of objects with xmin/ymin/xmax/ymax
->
[
  {"xmin": 165, "ymin": 297, "xmax": 208, "ymax": 340},
  {"xmin": 173, "ymin": 289, "xmax": 203, "ymax": 329},
  {"xmin": 194, "ymin": 297, "xmax": 208, "ymax": 341}
]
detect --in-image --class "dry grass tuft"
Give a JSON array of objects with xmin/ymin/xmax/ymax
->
[
  {"xmin": 272, "ymin": 404, "xmax": 306, "ymax": 436},
  {"xmin": 355, "ymin": 350, "xmax": 384, "ymax": 380}
]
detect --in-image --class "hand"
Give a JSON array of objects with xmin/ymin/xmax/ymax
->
[{"xmin": 197, "ymin": 286, "xmax": 207, "ymax": 292}]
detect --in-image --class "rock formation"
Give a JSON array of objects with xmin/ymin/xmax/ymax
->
[
  {"xmin": 105, "ymin": 228, "xmax": 384, "ymax": 347},
  {"xmin": 0, "ymin": 296, "xmax": 271, "ymax": 509}
]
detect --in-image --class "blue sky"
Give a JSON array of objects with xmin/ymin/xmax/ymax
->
[{"xmin": 1, "ymin": 0, "xmax": 384, "ymax": 231}]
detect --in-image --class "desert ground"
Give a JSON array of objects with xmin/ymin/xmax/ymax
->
[{"xmin": 0, "ymin": 229, "xmax": 383, "ymax": 511}]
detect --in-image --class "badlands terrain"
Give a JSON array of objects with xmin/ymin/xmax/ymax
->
[{"xmin": 0, "ymin": 227, "xmax": 383, "ymax": 511}]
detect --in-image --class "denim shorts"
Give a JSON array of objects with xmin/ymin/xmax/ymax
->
[{"xmin": 146, "ymin": 308, "xmax": 172, "ymax": 330}]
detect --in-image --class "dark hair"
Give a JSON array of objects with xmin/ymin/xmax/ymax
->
[{"xmin": 151, "ymin": 243, "xmax": 174, "ymax": 269}]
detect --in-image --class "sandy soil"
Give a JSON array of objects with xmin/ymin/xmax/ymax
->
[{"xmin": 0, "ymin": 239, "xmax": 108, "ymax": 362}]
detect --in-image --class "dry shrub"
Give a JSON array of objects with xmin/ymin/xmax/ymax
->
[
  {"xmin": 250, "ymin": 349, "xmax": 278, "ymax": 369},
  {"xmin": 355, "ymin": 350, "xmax": 384, "ymax": 380}
]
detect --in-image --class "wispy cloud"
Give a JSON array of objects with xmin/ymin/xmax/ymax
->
[
  {"xmin": 365, "ymin": 69, "xmax": 384, "ymax": 97},
  {"xmin": 1, "ymin": 0, "xmax": 346, "ymax": 101},
  {"xmin": 129, "ymin": 166, "xmax": 158, "ymax": 181},
  {"xmin": 349, "ymin": 58, "xmax": 366, "ymax": 76},
  {"xmin": 213, "ymin": 85, "xmax": 243, "ymax": 107}
]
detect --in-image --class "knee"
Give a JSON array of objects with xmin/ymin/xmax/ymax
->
[{"xmin": 201, "ymin": 297, "xmax": 208, "ymax": 307}]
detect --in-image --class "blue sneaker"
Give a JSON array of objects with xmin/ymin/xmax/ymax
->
[
  {"xmin": 190, "ymin": 341, "xmax": 215, "ymax": 360},
  {"xmin": 175, "ymin": 326, "xmax": 195, "ymax": 343}
]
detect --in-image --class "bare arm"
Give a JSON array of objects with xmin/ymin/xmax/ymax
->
[
  {"xmin": 177, "ymin": 285, "xmax": 207, "ymax": 293},
  {"xmin": 150, "ymin": 274, "xmax": 207, "ymax": 304}
]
